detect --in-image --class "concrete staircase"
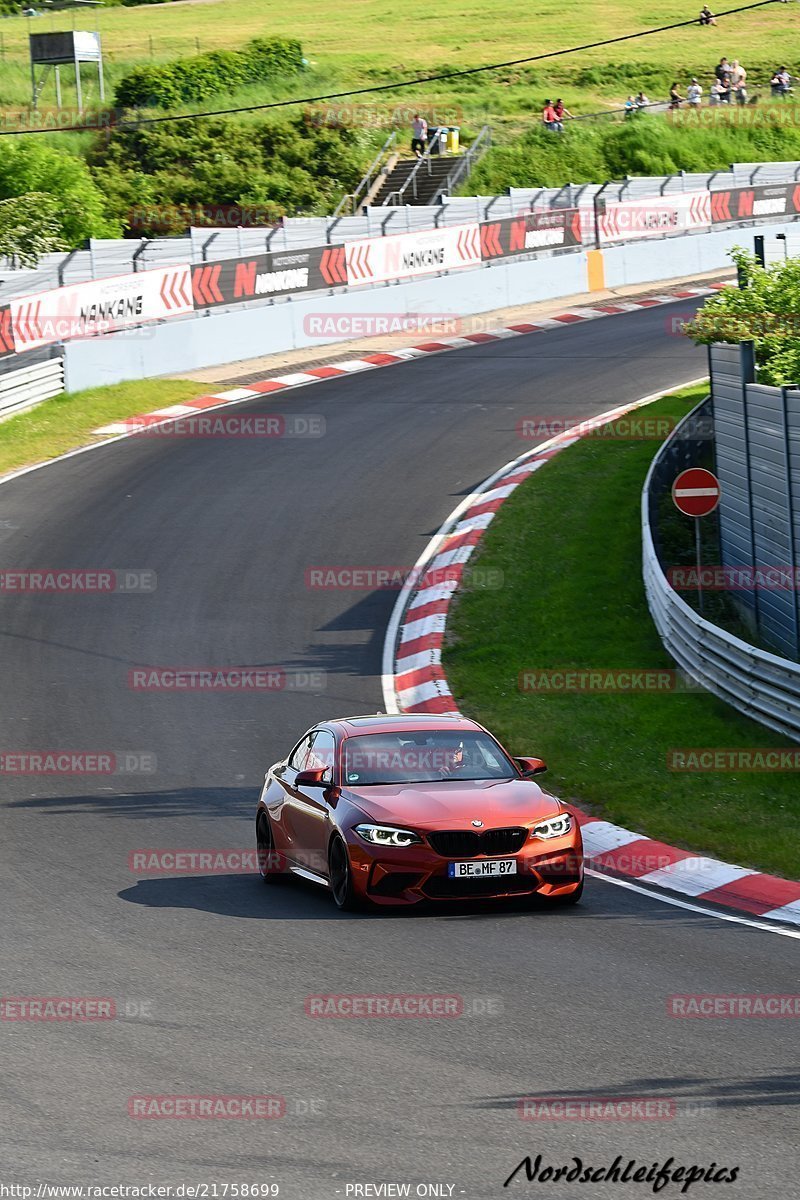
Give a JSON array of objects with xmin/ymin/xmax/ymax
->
[{"xmin": 371, "ymin": 156, "xmax": 456, "ymax": 207}]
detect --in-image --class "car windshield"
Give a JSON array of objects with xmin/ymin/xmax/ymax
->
[{"xmin": 342, "ymin": 731, "xmax": 516, "ymax": 785}]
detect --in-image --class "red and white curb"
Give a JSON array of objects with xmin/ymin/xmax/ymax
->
[
  {"xmin": 92, "ymin": 283, "xmax": 728, "ymax": 436},
  {"xmin": 381, "ymin": 384, "xmax": 800, "ymax": 930}
]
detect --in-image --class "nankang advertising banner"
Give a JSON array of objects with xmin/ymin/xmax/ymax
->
[
  {"xmin": 345, "ymin": 224, "xmax": 481, "ymax": 286},
  {"xmin": 479, "ymin": 209, "xmax": 583, "ymax": 260},
  {"xmin": 597, "ymin": 191, "xmax": 711, "ymax": 244},
  {"xmin": 191, "ymin": 247, "xmax": 331, "ymax": 310},
  {"xmin": 10, "ymin": 265, "xmax": 192, "ymax": 352},
  {"xmin": 710, "ymin": 183, "xmax": 800, "ymax": 224}
]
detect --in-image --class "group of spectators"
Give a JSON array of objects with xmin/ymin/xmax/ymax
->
[
  {"xmin": 665, "ymin": 58, "xmax": 751, "ymax": 109},
  {"xmin": 540, "ymin": 44, "xmax": 795, "ymax": 132},
  {"xmin": 541, "ymin": 98, "xmax": 572, "ymax": 132},
  {"xmin": 617, "ymin": 59, "xmax": 794, "ymax": 122}
]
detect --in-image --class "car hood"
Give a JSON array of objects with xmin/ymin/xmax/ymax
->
[{"xmin": 343, "ymin": 777, "xmax": 562, "ymax": 830}]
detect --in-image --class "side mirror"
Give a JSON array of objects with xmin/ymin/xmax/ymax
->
[
  {"xmin": 516, "ymin": 756, "xmax": 547, "ymax": 778},
  {"xmin": 295, "ymin": 767, "xmax": 330, "ymax": 787}
]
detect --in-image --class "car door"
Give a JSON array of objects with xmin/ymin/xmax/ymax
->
[
  {"xmin": 270, "ymin": 731, "xmax": 316, "ymax": 868},
  {"xmin": 288, "ymin": 729, "xmax": 337, "ymax": 876}
]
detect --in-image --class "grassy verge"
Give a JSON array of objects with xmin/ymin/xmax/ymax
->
[
  {"xmin": 444, "ymin": 385, "xmax": 799, "ymax": 879},
  {"xmin": 0, "ymin": 0, "xmax": 795, "ymax": 117},
  {"xmin": 0, "ymin": 378, "xmax": 201, "ymax": 477}
]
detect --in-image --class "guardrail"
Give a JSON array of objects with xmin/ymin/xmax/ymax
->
[
  {"xmin": 642, "ymin": 398, "xmax": 800, "ymax": 742},
  {"xmin": 0, "ymin": 355, "xmax": 64, "ymax": 422},
  {"xmin": 333, "ymin": 132, "xmax": 397, "ymax": 217}
]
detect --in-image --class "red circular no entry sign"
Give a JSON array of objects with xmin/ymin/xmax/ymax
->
[{"xmin": 672, "ymin": 468, "xmax": 721, "ymax": 517}]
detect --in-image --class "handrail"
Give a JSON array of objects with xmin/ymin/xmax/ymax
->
[
  {"xmin": 431, "ymin": 125, "xmax": 491, "ymax": 205},
  {"xmin": 383, "ymin": 133, "xmax": 440, "ymax": 207},
  {"xmin": 333, "ymin": 132, "xmax": 397, "ymax": 217},
  {"xmin": 642, "ymin": 397, "xmax": 800, "ymax": 741}
]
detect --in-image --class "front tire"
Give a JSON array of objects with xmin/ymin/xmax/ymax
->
[
  {"xmin": 256, "ymin": 812, "xmax": 285, "ymax": 885},
  {"xmin": 328, "ymin": 835, "xmax": 361, "ymax": 911}
]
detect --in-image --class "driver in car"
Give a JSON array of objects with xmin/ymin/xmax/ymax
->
[{"xmin": 437, "ymin": 738, "xmax": 468, "ymax": 778}]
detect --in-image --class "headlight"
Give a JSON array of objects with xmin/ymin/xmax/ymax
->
[
  {"xmin": 354, "ymin": 823, "xmax": 422, "ymax": 847},
  {"xmin": 530, "ymin": 812, "xmax": 573, "ymax": 840}
]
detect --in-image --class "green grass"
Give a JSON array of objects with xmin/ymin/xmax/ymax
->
[
  {"xmin": 444, "ymin": 385, "xmax": 799, "ymax": 879},
  {"xmin": 0, "ymin": 377, "xmax": 201, "ymax": 476},
  {"xmin": 0, "ymin": 0, "xmax": 796, "ymax": 121}
]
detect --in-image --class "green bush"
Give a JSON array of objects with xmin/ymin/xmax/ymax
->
[
  {"xmin": 88, "ymin": 115, "xmax": 380, "ymax": 233},
  {"xmin": 114, "ymin": 37, "xmax": 304, "ymax": 109}
]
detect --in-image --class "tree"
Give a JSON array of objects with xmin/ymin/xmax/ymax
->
[
  {"xmin": 0, "ymin": 140, "xmax": 120, "ymax": 247},
  {"xmin": 0, "ymin": 193, "xmax": 68, "ymax": 267},
  {"xmin": 685, "ymin": 249, "xmax": 800, "ymax": 387}
]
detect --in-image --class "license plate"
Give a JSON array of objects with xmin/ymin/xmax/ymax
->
[{"xmin": 447, "ymin": 859, "xmax": 517, "ymax": 878}]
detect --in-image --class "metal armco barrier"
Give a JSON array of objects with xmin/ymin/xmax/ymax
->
[
  {"xmin": 643, "ymin": 398, "xmax": 800, "ymax": 742},
  {"xmin": 0, "ymin": 355, "xmax": 64, "ymax": 421},
  {"xmin": 3, "ymin": 159, "xmax": 800, "ymax": 361}
]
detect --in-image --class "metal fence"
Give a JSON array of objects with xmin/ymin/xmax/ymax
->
[
  {"xmin": 709, "ymin": 342, "xmax": 800, "ymax": 660},
  {"xmin": 4, "ymin": 158, "xmax": 800, "ymax": 304},
  {"xmin": 643, "ymin": 396, "xmax": 800, "ymax": 742}
]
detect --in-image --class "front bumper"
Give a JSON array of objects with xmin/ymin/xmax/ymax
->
[{"xmin": 345, "ymin": 827, "xmax": 584, "ymax": 906}]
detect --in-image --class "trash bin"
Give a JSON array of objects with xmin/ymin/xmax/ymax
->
[
  {"xmin": 447, "ymin": 126, "xmax": 460, "ymax": 153},
  {"xmin": 426, "ymin": 126, "xmax": 448, "ymax": 155}
]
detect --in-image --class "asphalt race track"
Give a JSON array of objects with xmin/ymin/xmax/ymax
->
[{"xmin": 0, "ymin": 302, "xmax": 796, "ymax": 1198}]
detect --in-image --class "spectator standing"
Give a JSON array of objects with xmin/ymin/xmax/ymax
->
[
  {"xmin": 411, "ymin": 114, "xmax": 428, "ymax": 158},
  {"xmin": 687, "ymin": 78, "xmax": 703, "ymax": 107},
  {"xmin": 699, "ymin": 5, "xmax": 717, "ymax": 23}
]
